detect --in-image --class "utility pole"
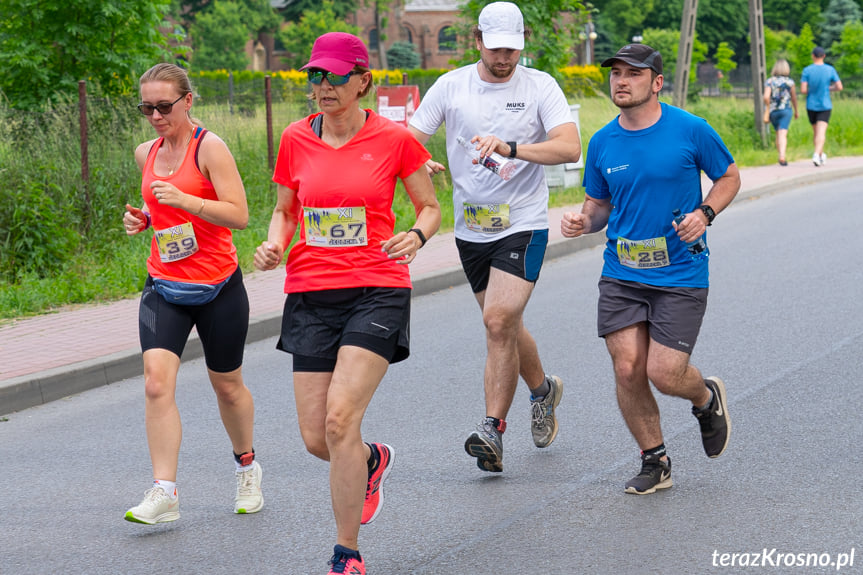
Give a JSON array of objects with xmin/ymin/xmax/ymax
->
[
  {"xmin": 749, "ymin": 0, "xmax": 768, "ymax": 145},
  {"xmin": 673, "ymin": 0, "xmax": 698, "ymax": 108}
]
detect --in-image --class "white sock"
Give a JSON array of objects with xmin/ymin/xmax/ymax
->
[{"xmin": 153, "ymin": 479, "xmax": 178, "ymax": 499}]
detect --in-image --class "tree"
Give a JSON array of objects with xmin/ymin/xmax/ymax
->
[
  {"xmin": 594, "ymin": 0, "xmax": 656, "ymax": 51},
  {"xmin": 764, "ymin": 27, "xmax": 799, "ymax": 69},
  {"xmin": 788, "ymin": 23, "xmax": 817, "ymax": 73},
  {"xmin": 820, "ymin": 0, "xmax": 863, "ymax": 49},
  {"xmin": 831, "ymin": 19, "xmax": 863, "ymax": 84},
  {"xmin": 454, "ymin": 0, "xmax": 589, "ymax": 81},
  {"xmin": 714, "ymin": 41, "xmax": 737, "ymax": 91},
  {"xmin": 190, "ymin": 1, "xmax": 251, "ymax": 70},
  {"xmin": 279, "ymin": 1, "xmax": 361, "ymax": 70},
  {"xmin": 387, "ymin": 42, "xmax": 420, "ymax": 69},
  {"xmin": 800, "ymin": 0, "xmax": 826, "ymax": 40},
  {"xmin": 764, "ymin": 0, "xmax": 809, "ymax": 32},
  {"xmin": 642, "ymin": 28, "xmax": 708, "ymax": 91},
  {"xmin": 0, "ymin": 0, "xmax": 178, "ymax": 110},
  {"xmin": 277, "ymin": 0, "xmax": 358, "ymax": 23}
]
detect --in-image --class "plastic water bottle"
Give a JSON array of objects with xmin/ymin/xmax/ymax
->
[
  {"xmin": 456, "ymin": 136, "xmax": 517, "ymax": 180},
  {"xmin": 672, "ymin": 209, "xmax": 709, "ymax": 260}
]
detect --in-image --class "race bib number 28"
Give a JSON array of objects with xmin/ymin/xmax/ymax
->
[{"xmin": 616, "ymin": 236, "xmax": 670, "ymax": 269}]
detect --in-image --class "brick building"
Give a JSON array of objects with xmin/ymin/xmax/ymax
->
[
  {"xmin": 346, "ymin": 0, "xmax": 463, "ymax": 70},
  {"xmin": 256, "ymin": 0, "xmax": 464, "ymax": 71}
]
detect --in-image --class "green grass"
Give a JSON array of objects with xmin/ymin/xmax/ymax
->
[{"xmin": 1, "ymin": 94, "xmax": 861, "ymax": 320}]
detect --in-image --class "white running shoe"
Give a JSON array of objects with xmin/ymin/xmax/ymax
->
[
  {"xmin": 125, "ymin": 486, "xmax": 180, "ymax": 524},
  {"xmin": 820, "ymin": 153, "xmax": 827, "ymax": 165},
  {"xmin": 813, "ymin": 153, "xmax": 823, "ymax": 166},
  {"xmin": 234, "ymin": 460, "xmax": 263, "ymax": 514}
]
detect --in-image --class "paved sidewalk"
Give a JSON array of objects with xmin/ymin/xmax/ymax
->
[{"xmin": 1, "ymin": 156, "xmax": 861, "ymax": 414}]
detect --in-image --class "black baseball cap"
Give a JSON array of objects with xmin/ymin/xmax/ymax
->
[
  {"xmin": 812, "ymin": 46, "xmax": 826, "ymax": 58},
  {"xmin": 601, "ymin": 44, "xmax": 663, "ymax": 75}
]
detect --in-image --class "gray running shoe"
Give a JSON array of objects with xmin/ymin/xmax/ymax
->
[
  {"xmin": 464, "ymin": 418, "xmax": 504, "ymax": 472},
  {"xmin": 530, "ymin": 375, "xmax": 563, "ymax": 448},
  {"xmin": 624, "ymin": 453, "xmax": 672, "ymax": 495},
  {"xmin": 692, "ymin": 376, "xmax": 731, "ymax": 458}
]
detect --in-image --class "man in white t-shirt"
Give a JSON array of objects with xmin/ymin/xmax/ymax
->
[{"xmin": 409, "ymin": 1, "xmax": 581, "ymax": 473}]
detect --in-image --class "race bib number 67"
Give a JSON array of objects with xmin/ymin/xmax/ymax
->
[{"xmin": 304, "ymin": 206, "xmax": 368, "ymax": 247}]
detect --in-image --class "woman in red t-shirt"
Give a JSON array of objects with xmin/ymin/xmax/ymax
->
[
  {"xmin": 254, "ymin": 33, "xmax": 440, "ymax": 575},
  {"xmin": 121, "ymin": 63, "xmax": 262, "ymax": 525}
]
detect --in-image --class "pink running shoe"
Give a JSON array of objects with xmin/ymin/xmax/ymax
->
[
  {"xmin": 360, "ymin": 443, "xmax": 394, "ymax": 525},
  {"xmin": 328, "ymin": 545, "xmax": 365, "ymax": 575}
]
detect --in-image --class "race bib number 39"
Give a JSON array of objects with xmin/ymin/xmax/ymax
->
[
  {"xmin": 304, "ymin": 206, "xmax": 368, "ymax": 247},
  {"xmin": 155, "ymin": 222, "xmax": 199, "ymax": 262},
  {"xmin": 463, "ymin": 203, "xmax": 511, "ymax": 233},
  {"xmin": 616, "ymin": 236, "xmax": 670, "ymax": 269}
]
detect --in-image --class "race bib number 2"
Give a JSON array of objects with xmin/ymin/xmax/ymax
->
[
  {"xmin": 616, "ymin": 236, "xmax": 670, "ymax": 269},
  {"xmin": 304, "ymin": 206, "xmax": 368, "ymax": 247},
  {"xmin": 463, "ymin": 203, "xmax": 511, "ymax": 233},
  {"xmin": 155, "ymin": 222, "xmax": 199, "ymax": 262}
]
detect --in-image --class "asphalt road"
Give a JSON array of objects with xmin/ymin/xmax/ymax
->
[{"xmin": 2, "ymin": 177, "xmax": 861, "ymax": 574}]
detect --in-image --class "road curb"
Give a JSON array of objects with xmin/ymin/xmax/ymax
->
[{"xmin": 3, "ymin": 166, "xmax": 861, "ymax": 415}]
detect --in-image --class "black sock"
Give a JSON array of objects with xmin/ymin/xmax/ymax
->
[
  {"xmin": 365, "ymin": 442, "xmax": 379, "ymax": 475},
  {"xmin": 334, "ymin": 544, "xmax": 361, "ymax": 560},
  {"xmin": 643, "ymin": 444, "xmax": 666, "ymax": 458}
]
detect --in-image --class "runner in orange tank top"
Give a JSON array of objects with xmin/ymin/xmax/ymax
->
[{"xmin": 121, "ymin": 63, "xmax": 263, "ymax": 525}]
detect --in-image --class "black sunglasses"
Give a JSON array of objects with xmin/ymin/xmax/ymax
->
[
  {"xmin": 307, "ymin": 69, "xmax": 357, "ymax": 86},
  {"xmin": 137, "ymin": 94, "xmax": 185, "ymax": 116}
]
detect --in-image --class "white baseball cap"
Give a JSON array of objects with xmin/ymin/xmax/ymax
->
[{"xmin": 478, "ymin": 2, "xmax": 524, "ymax": 50}]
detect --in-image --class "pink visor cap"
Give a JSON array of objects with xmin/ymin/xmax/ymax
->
[
  {"xmin": 301, "ymin": 32, "xmax": 370, "ymax": 75},
  {"xmin": 478, "ymin": 2, "xmax": 525, "ymax": 50}
]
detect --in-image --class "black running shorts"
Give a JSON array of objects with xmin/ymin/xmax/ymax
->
[
  {"xmin": 278, "ymin": 286, "xmax": 411, "ymax": 372},
  {"xmin": 138, "ymin": 266, "xmax": 249, "ymax": 372},
  {"xmin": 455, "ymin": 230, "xmax": 548, "ymax": 294}
]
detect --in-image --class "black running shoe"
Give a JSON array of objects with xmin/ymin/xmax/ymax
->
[
  {"xmin": 624, "ymin": 452, "xmax": 672, "ymax": 495},
  {"xmin": 692, "ymin": 376, "xmax": 731, "ymax": 458}
]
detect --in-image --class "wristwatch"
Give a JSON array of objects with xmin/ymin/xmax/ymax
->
[{"xmin": 699, "ymin": 204, "xmax": 716, "ymax": 226}]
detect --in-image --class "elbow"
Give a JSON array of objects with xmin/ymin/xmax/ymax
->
[{"xmin": 564, "ymin": 142, "xmax": 582, "ymax": 164}]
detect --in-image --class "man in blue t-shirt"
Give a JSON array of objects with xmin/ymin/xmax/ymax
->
[
  {"xmin": 561, "ymin": 43, "xmax": 741, "ymax": 495},
  {"xmin": 800, "ymin": 46, "xmax": 843, "ymax": 166}
]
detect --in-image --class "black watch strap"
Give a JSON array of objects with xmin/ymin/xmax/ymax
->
[
  {"xmin": 507, "ymin": 141, "xmax": 517, "ymax": 158},
  {"xmin": 409, "ymin": 228, "xmax": 427, "ymax": 247},
  {"xmin": 699, "ymin": 204, "xmax": 716, "ymax": 225}
]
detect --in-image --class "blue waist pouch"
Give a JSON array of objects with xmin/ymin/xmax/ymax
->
[{"xmin": 153, "ymin": 277, "xmax": 229, "ymax": 306}]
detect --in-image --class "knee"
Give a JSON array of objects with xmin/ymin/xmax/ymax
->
[
  {"xmin": 613, "ymin": 359, "xmax": 644, "ymax": 391},
  {"xmin": 483, "ymin": 309, "xmax": 518, "ymax": 342},
  {"xmin": 646, "ymin": 363, "xmax": 682, "ymax": 395},
  {"xmin": 324, "ymin": 407, "xmax": 355, "ymax": 449},
  {"xmin": 304, "ymin": 437, "xmax": 329, "ymax": 460},
  {"xmin": 143, "ymin": 372, "xmax": 173, "ymax": 403},
  {"xmin": 209, "ymin": 367, "xmax": 247, "ymax": 403}
]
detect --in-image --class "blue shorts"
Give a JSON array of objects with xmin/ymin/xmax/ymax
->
[{"xmin": 770, "ymin": 108, "xmax": 793, "ymax": 130}]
